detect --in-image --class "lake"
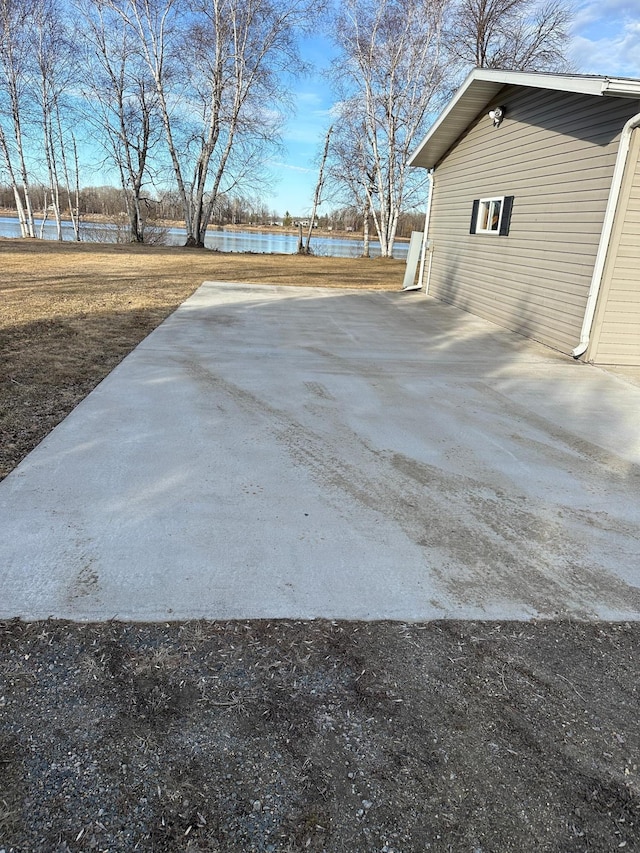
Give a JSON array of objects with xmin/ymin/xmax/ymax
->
[{"xmin": 0, "ymin": 217, "xmax": 409, "ymax": 259}]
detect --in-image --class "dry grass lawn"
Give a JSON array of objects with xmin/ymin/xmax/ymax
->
[{"xmin": 0, "ymin": 238, "xmax": 403, "ymax": 479}]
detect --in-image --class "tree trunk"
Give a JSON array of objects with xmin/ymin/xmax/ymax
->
[
  {"xmin": 64, "ymin": 131, "xmax": 81, "ymax": 241},
  {"xmin": 0, "ymin": 126, "xmax": 29, "ymax": 237},
  {"xmin": 12, "ymin": 186, "xmax": 29, "ymax": 237},
  {"xmin": 362, "ymin": 197, "xmax": 370, "ymax": 258},
  {"xmin": 43, "ymin": 105, "xmax": 63, "ymax": 240},
  {"xmin": 12, "ymin": 109, "xmax": 35, "ymax": 237},
  {"xmin": 305, "ymin": 125, "xmax": 333, "ymax": 254},
  {"xmin": 39, "ymin": 189, "xmax": 49, "ymax": 238},
  {"xmin": 127, "ymin": 194, "xmax": 144, "ymax": 243}
]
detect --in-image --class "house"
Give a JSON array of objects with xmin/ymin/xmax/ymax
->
[{"xmin": 408, "ymin": 69, "xmax": 640, "ymax": 366}]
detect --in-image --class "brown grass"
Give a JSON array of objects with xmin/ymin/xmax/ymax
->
[{"xmin": 0, "ymin": 238, "xmax": 404, "ymax": 479}]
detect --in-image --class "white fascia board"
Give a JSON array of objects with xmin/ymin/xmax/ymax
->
[
  {"xmin": 471, "ymin": 68, "xmax": 608, "ymax": 96},
  {"xmin": 473, "ymin": 69, "xmax": 640, "ymax": 98}
]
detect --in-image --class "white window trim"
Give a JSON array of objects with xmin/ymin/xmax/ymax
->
[{"xmin": 476, "ymin": 196, "xmax": 504, "ymax": 234}]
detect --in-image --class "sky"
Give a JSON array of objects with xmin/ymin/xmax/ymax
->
[
  {"xmin": 268, "ymin": 0, "xmax": 640, "ymax": 217},
  {"xmin": 265, "ymin": 34, "xmax": 338, "ymax": 218}
]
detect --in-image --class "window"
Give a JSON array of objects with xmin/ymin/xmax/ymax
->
[
  {"xmin": 470, "ymin": 196, "xmax": 514, "ymax": 236},
  {"xmin": 478, "ymin": 198, "xmax": 503, "ymax": 232}
]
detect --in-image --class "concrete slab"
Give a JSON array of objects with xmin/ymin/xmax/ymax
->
[{"xmin": 1, "ymin": 282, "xmax": 639, "ymax": 622}]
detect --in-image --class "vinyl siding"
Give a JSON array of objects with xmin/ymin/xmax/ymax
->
[
  {"xmin": 589, "ymin": 128, "xmax": 640, "ymax": 365},
  {"xmin": 427, "ymin": 86, "xmax": 640, "ymax": 354}
]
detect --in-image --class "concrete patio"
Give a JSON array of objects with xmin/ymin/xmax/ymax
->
[{"xmin": 1, "ymin": 282, "xmax": 639, "ymax": 621}]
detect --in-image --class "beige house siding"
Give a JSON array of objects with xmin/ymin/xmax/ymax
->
[
  {"xmin": 427, "ymin": 85, "xmax": 640, "ymax": 354},
  {"xmin": 588, "ymin": 129, "xmax": 640, "ymax": 365}
]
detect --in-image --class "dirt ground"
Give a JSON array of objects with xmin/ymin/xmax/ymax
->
[
  {"xmin": 0, "ymin": 620, "xmax": 638, "ymax": 852},
  {"xmin": 1, "ymin": 240, "xmax": 639, "ymax": 852}
]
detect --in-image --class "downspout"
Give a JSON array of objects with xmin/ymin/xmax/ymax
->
[
  {"xmin": 572, "ymin": 111, "xmax": 640, "ymax": 358},
  {"xmin": 417, "ymin": 168, "xmax": 435, "ymax": 291}
]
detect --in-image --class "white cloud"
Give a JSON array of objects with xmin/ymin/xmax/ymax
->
[
  {"xmin": 573, "ymin": 0, "xmax": 639, "ymax": 31},
  {"xmin": 268, "ymin": 161, "xmax": 314, "ymax": 174},
  {"xmin": 570, "ymin": 4, "xmax": 640, "ymax": 75}
]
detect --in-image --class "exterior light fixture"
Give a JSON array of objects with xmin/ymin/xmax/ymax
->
[{"xmin": 488, "ymin": 106, "xmax": 505, "ymax": 127}]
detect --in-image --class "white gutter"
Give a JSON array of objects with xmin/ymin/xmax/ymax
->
[
  {"xmin": 602, "ymin": 78, "xmax": 640, "ymax": 98},
  {"xmin": 417, "ymin": 169, "xmax": 435, "ymax": 291},
  {"xmin": 573, "ymin": 111, "xmax": 640, "ymax": 358}
]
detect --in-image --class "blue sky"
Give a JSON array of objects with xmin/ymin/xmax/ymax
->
[
  {"xmin": 265, "ymin": 34, "xmax": 337, "ymax": 217},
  {"xmin": 268, "ymin": 1, "xmax": 640, "ymax": 217}
]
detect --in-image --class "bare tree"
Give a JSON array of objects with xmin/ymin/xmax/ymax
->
[
  {"xmin": 79, "ymin": 0, "xmax": 162, "ymax": 242},
  {"xmin": 55, "ymin": 104, "xmax": 81, "ymax": 240},
  {"xmin": 329, "ymin": 0, "xmax": 446, "ymax": 257},
  {"xmin": 446, "ymin": 0, "xmax": 573, "ymax": 71},
  {"xmin": 326, "ymin": 110, "xmax": 376, "ymax": 257},
  {"xmin": 32, "ymin": 0, "xmax": 79, "ymax": 240},
  {"xmin": 104, "ymin": 0, "xmax": 315, "ymax": 247},
  {"xmin": 302, "ymin": 124, "xmax": 332, "ymax": 254},
  {"xmin": 0, "ymin": 0, "xmax": 82, "ymax": 241},
  {"xmin": 0, "ymin": 0, "xmax": 36, "ymax": 237}
]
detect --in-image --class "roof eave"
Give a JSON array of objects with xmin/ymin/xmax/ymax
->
[{"xmin": 409, "ymin": 69, "xmax": 640, "ymax": 171}]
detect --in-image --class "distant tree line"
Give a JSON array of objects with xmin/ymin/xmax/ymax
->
[
  {"xmin": 0, "ymin": 180, "xmax": 424, "ymax": 237},
  {"xmin": 1, "ymin": 0, "xmax": 573, "ymax": 252},
  {"xmin": 0, "ymin": 182, "xmax": 280, "ymax": 226}
]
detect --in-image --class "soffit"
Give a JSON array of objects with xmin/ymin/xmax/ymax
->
[{"xmin": 409, "ymin": 69, "xmax": 640, "ymax": 170}]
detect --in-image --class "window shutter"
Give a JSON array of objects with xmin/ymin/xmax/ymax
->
[
  {"xmin": 499, "ymin": 196, "xmax": 514, "ymax": 236},
  {"xmin": 470, "ymin": 199, "xmax": 479, "ymax": 234}
]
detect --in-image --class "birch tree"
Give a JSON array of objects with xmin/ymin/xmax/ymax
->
[
  {"xmin": 329, "ymin": 0, "xmax": 446, "ymax": 257},
  {"xmin": 55, "ymin": 102, "xmax": 81, "ymax": 240},
  {"xmin": 0, "ymin": 0, "xmax": 81, "ymax": 240},
  {"xmin": 33, "ymin": 0, "xmax": 79, "ymax": 240},
  {"xmin": 105, "ymin": 0, "xmax": 314, "ymax": 247},
  {"xmin": 326, "ymin": 110, "xmax": 376, "ymax": 257},
  {"xmin": 34, "ymin": 3, "xmax": 62, "ymax": 239},
  {"xmin": 303, "ymin": 124, "xmax": 332, "ymax": 254},
  {"xmin": 0, "ymin": 0, "xmax": 36, "ymax": 237},
  {"xmin": 79, "ymin": 0, "xmax": 161, "ymax": 242}
]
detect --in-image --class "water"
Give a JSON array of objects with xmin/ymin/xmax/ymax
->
[{"xmin": 0, "ymin": 216, "xmax": 409, "ymax": 259}]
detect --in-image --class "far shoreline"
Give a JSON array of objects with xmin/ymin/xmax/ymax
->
[{"xmin": 0, "ymin": 209, "xmax": 410, "ymax": 243}]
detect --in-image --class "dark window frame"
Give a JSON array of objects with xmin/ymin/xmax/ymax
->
[{"xmin": 470, "ymin": 196, "xmax": 514, "ymax": 236}]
